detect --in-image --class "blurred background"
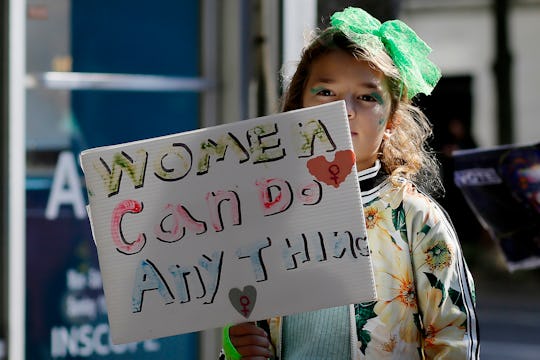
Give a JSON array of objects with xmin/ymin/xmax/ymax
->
[{"xmin": 1, "ymin": 0, "xmax": 539, "ymax": 359}]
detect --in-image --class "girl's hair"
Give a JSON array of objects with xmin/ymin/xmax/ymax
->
[{"xmin": 281, "ymin": 28, "xmax": 443, "ymax": 195}]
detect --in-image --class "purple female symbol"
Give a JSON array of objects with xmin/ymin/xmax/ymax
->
[
  {"xmin": 239, "ymin": 295, "xmax": 251, "ymax": 316},
  {"xmin": 329, "ymin": 164, "xmax": 340, "ymax": 185}
]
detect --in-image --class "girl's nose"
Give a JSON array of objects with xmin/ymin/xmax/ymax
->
[{"xmin": 345, "ymin": 97, "xmax": 355, "ymax": 119}]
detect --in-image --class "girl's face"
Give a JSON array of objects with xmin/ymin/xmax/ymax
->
[{"xmin": 302, "ymin": 49, "xmax": 393, "ymax": 171}]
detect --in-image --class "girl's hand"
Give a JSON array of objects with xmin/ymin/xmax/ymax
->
[{"xmin": 228, "ymin": 322, "xmax": 273, "ymax": 359}]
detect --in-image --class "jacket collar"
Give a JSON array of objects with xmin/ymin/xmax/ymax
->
[{"xmin": 357, "ymin": 160, "xmax": 388, "ymax": 194}]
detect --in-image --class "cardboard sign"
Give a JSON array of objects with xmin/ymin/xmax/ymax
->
[{"xmin": 80, "ymin": 101, "xmax": 376, "ymax": 344}]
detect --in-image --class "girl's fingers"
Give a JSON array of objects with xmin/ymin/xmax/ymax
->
[
  {"xmin": 229, "ymin": 322, "xmax": 267, "ymax": 337},
  {"xmin": 235, "ymin": 344, "xmax": 273, "ymax": 358},
  {"xmin": 233, "ymin": 333, "xmax": 271, "ymax": 348},
  {"xmin": 228, "ymin": 322, "xmax": 272, "ymax": 358}
]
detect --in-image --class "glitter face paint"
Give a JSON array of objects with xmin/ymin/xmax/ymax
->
[
  {"xmin": 369, "ymin": 92, "xmax": 388, "ymax": 128},
  {"xmin": 310, "ymin": 86, "xmax": 326, "ymax": 95},
  {"xmin": 371, "ymin": 92, "xmax": 384, "ymax": 105}
]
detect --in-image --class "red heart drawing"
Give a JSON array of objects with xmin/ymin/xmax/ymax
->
[{"xmin": 306, "ymin": 150, "xmax": 356, "ymax": 188}]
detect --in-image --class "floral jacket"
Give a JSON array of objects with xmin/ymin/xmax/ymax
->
[{"xmin": 265, "ymin": 162, "xmax": 480, "ymax": 359}]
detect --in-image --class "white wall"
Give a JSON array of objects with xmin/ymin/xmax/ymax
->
[
  {"xmin": 401, "ymin": 6, "xmax": 496, "ymax": 147},
  {"xmin": 402, "ymin": 1, "xmax": 540, "ymax": 147},
  {"xmin": 282, "ymin": 0, "xmax": 317, "ymax": 86},
  {"xmin": 512, "ymin": 6, "xmax": 540, "ymax": 145}
]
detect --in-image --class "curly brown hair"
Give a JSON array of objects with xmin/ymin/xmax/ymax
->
[{"xmin": 281, "ymin": 28, "xmax": 443, "ymax": 195}]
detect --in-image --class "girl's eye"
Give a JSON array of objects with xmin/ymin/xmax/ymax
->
[
  {"xmin": 358, "ymin": 94, "xmax": 376, "ymax": 102},
  {"xmin": 359, "ymin": 93, "xmax": 385, "ymax": 105},
  {"xmin": 311, "ymin": 88, "xmax": 333, "ymax": 96},
  {"xmin": 319, "ymin": 89, "xmax": 333, "ymax": 96}
]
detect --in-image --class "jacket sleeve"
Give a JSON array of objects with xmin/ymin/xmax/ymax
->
[{"xmin": 407, "ymin": 192, "xmax": 480, "ymax": 359}]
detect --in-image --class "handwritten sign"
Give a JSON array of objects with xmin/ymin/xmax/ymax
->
[{"xmin": 80, "ymin": 101, "xmax": 376, "ymax": 345}]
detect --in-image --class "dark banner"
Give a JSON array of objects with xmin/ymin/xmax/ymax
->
[
  {"xmin": 453, "ymin": 142, "xmax": 540, "ymax": 271},
  {"xmin": 26, "ymin": 152, "xmax": 199, "ymax": 359}
]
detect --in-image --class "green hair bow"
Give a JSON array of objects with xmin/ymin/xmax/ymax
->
[{"xmin": 330, "ymin": 7, "xmax": 441, "ymax": 99}]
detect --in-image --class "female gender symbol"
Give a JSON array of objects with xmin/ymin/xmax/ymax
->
[
  {"xmin": 239, "ymin": 295, "xmax": 251, "ymax": 316},
  {"xmin": 328, "ymin": 164, "xmax": 340, "ymax": 185},
  {"xmin": 229, "ymin": 286, "xmax": 257, "ymax": 318},
  {"xmin": 306, "ymin": 150, "xmax": 355, "ymax": 188}
]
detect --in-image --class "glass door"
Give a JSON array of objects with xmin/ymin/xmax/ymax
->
[{"xmin": 22, "ymin": 0, "xmax": 215, "ymax": 358}]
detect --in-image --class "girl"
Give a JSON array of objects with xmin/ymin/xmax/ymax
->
[{"xmin": 221, "ymin": 7, "xmax": 479, "ymax": 359}]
